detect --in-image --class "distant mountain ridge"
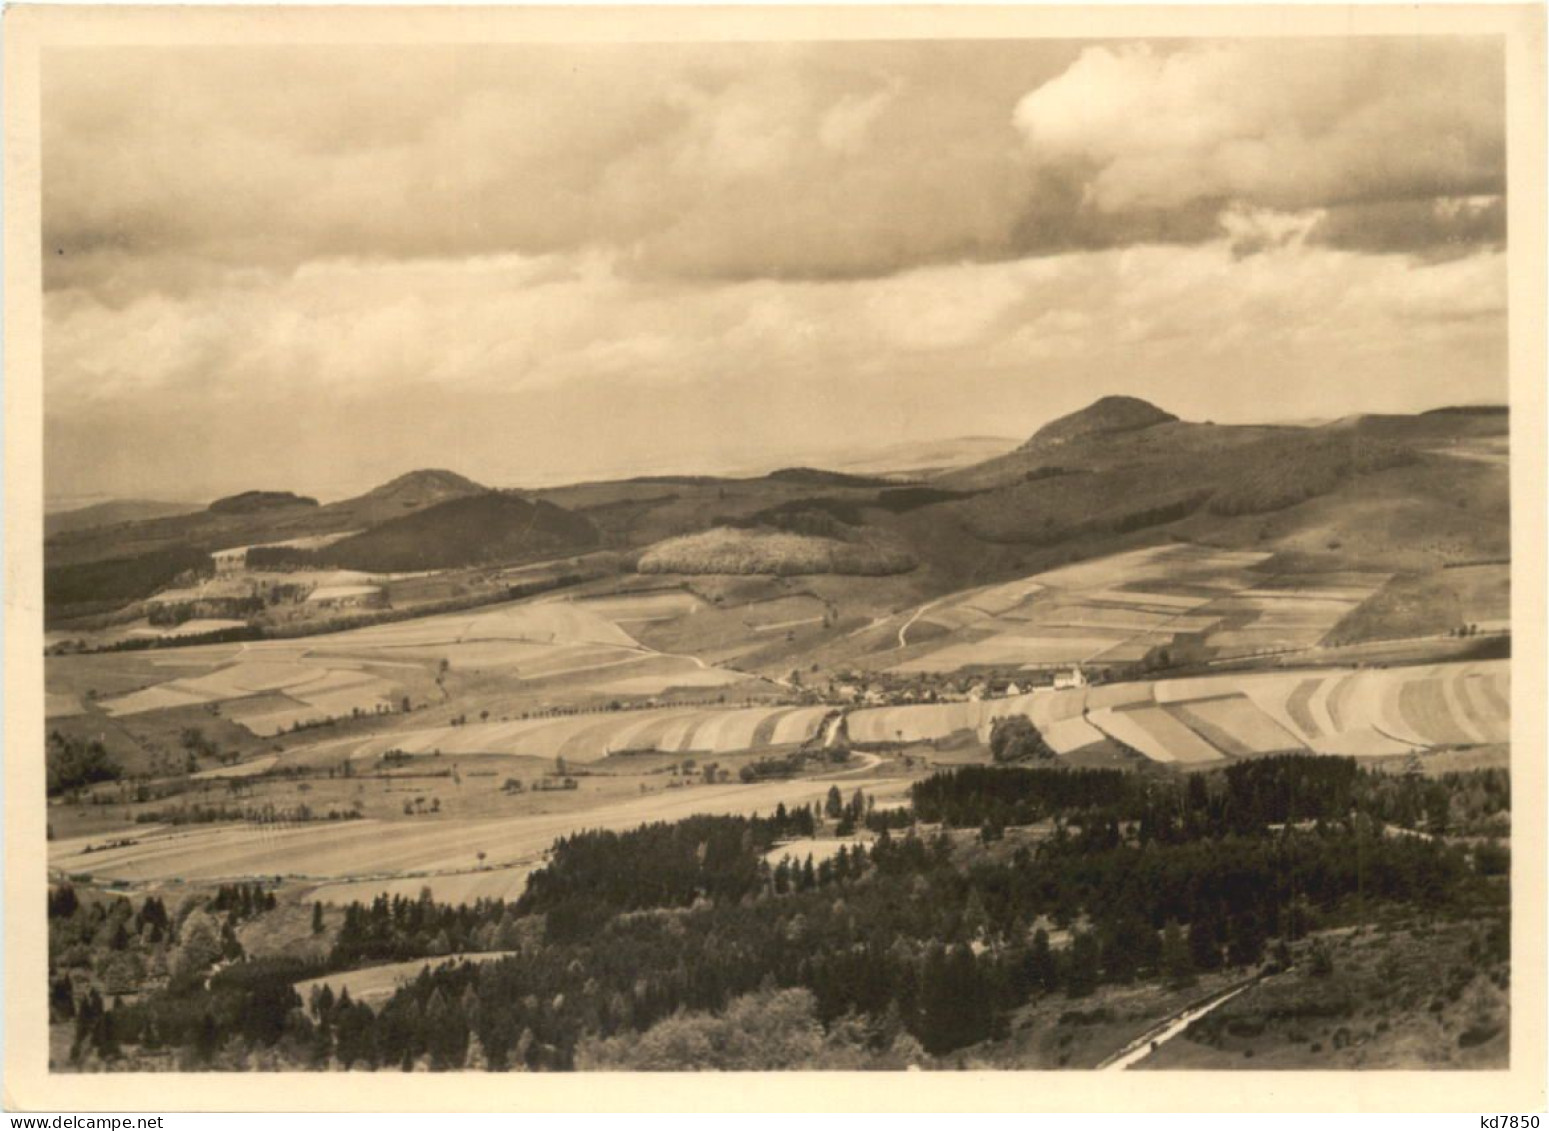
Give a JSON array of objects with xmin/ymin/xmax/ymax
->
[
  {"xmin": 42, "ymin": 401, "xmax": 1510, "ymax": 623},
  {"xmin": 44, "ymin": 499, "xmax": 205, "ymax": 539}
]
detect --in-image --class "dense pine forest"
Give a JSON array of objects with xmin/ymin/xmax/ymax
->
[{"xmin": 51, "ymin": 756, "xmax": 1509, "ymax": 1071}]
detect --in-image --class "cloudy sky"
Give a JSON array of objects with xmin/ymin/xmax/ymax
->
[{"xmin": 42, "ymin": 37, "xmax": 1506, "ymax": 504}]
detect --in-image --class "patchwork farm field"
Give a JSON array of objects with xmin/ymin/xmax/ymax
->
[
  {"xmin": 847, "ymin": 659, "xmax": 1508, "ymax": 766},
  {"xmin": 286, "ymin": 701, "xmax": 833, "ymax": 765},
  {"xmin": 886, "ymin": 545, "xmax": 1388, "ymax": 673},
  {"xmin": 48, "ymin": 587, "xmax": 777, "ymax": 748}
]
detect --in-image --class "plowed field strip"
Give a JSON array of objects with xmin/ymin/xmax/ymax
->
[
  {"xmin": 1397, "ymin": 680, "xmax": 1474, "ymax": 746},
  {"xmin": 1452, "ymin": 676, "xmax": 1492, "ymax": 737},
  {"xmin": 1285, "ymin": 678, "xmax": 1325, "ymax": 739},
  {"xmin": 1165, "ymin": 703, "xmax": 1251, "ymax": 757}
]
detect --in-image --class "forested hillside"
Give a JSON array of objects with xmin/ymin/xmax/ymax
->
[{"xmin": 53, "ymin": 756, "xmax": 1508, "ymax": 1071}]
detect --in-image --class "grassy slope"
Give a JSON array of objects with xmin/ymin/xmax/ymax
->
[
  {"xmin": 1326, "ymin": 564, "xmax": 1510, "ymax": 645},
  {"xmin": 1138, "ymin": 919, "xmax": 1509, "ymax": 1070}
]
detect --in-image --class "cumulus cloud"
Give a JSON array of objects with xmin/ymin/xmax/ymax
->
[
  {"xmin": 46, "ymin": 37, "xmax": 1505, "ymax": 305},
  {"xmin": 43, "ymin": 41, "xmax": 1075, "ymax": 297},
  {"xmin": 1013, "ymin": 39, "xmax": 1504, "ymax": 253},
  {"xmin": 1306, "ymin": 194, "xmax": 1506, "ymax": 258}
]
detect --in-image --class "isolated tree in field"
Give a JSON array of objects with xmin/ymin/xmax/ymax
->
[
  {"xmin": 312, "ymin": 901, "xmax": 324, "ymax": 934},
  {"xmin": 988, "ymin": 716, "xmax": 1054, "ymax": 763}
]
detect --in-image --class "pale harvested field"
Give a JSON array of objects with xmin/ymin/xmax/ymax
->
[
  {"xmin": 190, "ymin": 755, "xmax": 280, "ymax": 779},
  {"xmin": 294, "ymin": 953, "xmax": 515, "ymax": 1007},
  {"xmin": 1085, "ymin": 707, "xmax": 1183, "ymax": 763},
  {"xmin": 599, "ymin": 664, "xmax": 752, "ymax": 696},
  {"xmin": 1166, "ymin": 696, "xmax": 1302, "ymax": 757},
  {"xmin": 1040, "ymin": 714, "xmax": 1110, "ymax": 754},
  {"xmin": 1096, "ymin": 705, "xmax": 1224, "ymax": 764},
  {"xmin": 50, "ymin": 775, "xmax": 913, "ymax": 892},
  {"xmin": 100, "ymin": 684, "xmax": 214, "ymax": 715},
  {"xmin": 283, "ymin": 700, "xmax": 827, "ymax": 765},
  {"xmin": 1084, "ymin": 683, "xmax": 1154, "ymax": 710},
  {"xmin": 567, "ymin": 590, "xmax": 706, "ymax": 623},
  {"xmin": 305, "ymin": 585, "xmax": 381, "ymax": 603},
  {"xmin": 893, "ymin": 634, "xmax": 1126, "ymax": 672},
  {"xmin": 845, "ymin": 701, "xmax": 991, "ymax": 744},
  {"xmin": 308, "ymin": 868, "xmax": 537, "ymax": 906},
  {"xmin": 1090, "ymin": 639, "xmax": 1165, "ymax": 664},
  {"xmin": 762, "ymin": 838, "xmax": 873, "ymax": 866},
  {"xmin": 178, "ymin": 661, "xmax": 329, "ymax": 697},
  {"xmin": 1083, "ymin": 588, "xmax": 1204, "ymax": 610},
  {"xmin": 320, "ymin": 600, "xmax": 639, "ymax": 649},
  {"xmin": 126, "ymin": 618, "xmax": 249, "ymax": 639}
]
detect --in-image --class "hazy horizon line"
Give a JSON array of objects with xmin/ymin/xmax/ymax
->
[{"xmin": 43, "ymin": 394, "xmax": 1509, "ymax": 513}]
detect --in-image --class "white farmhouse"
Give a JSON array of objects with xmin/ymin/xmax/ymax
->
[{"xmin": 1052, "ymin": 667, "xmax": 1088, "ymax": 691}]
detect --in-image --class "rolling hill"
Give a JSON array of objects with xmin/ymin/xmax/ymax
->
[
  {"xmin": 44, "ymin": 499, "xmax": 205, "ymax": 539},
  {"xmin": 40, "ymin": 398, "xmax": 1510, "ymax": 631}
]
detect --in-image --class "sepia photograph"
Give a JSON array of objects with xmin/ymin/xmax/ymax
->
[{"xmin": 3, "ymin": 3, "xmax": 1546, "ymax": 1113}]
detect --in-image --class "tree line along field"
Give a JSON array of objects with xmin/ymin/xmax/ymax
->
[{"xmin": 846, "ymin": 659, "xmax": 1509, "ymax": 765}]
